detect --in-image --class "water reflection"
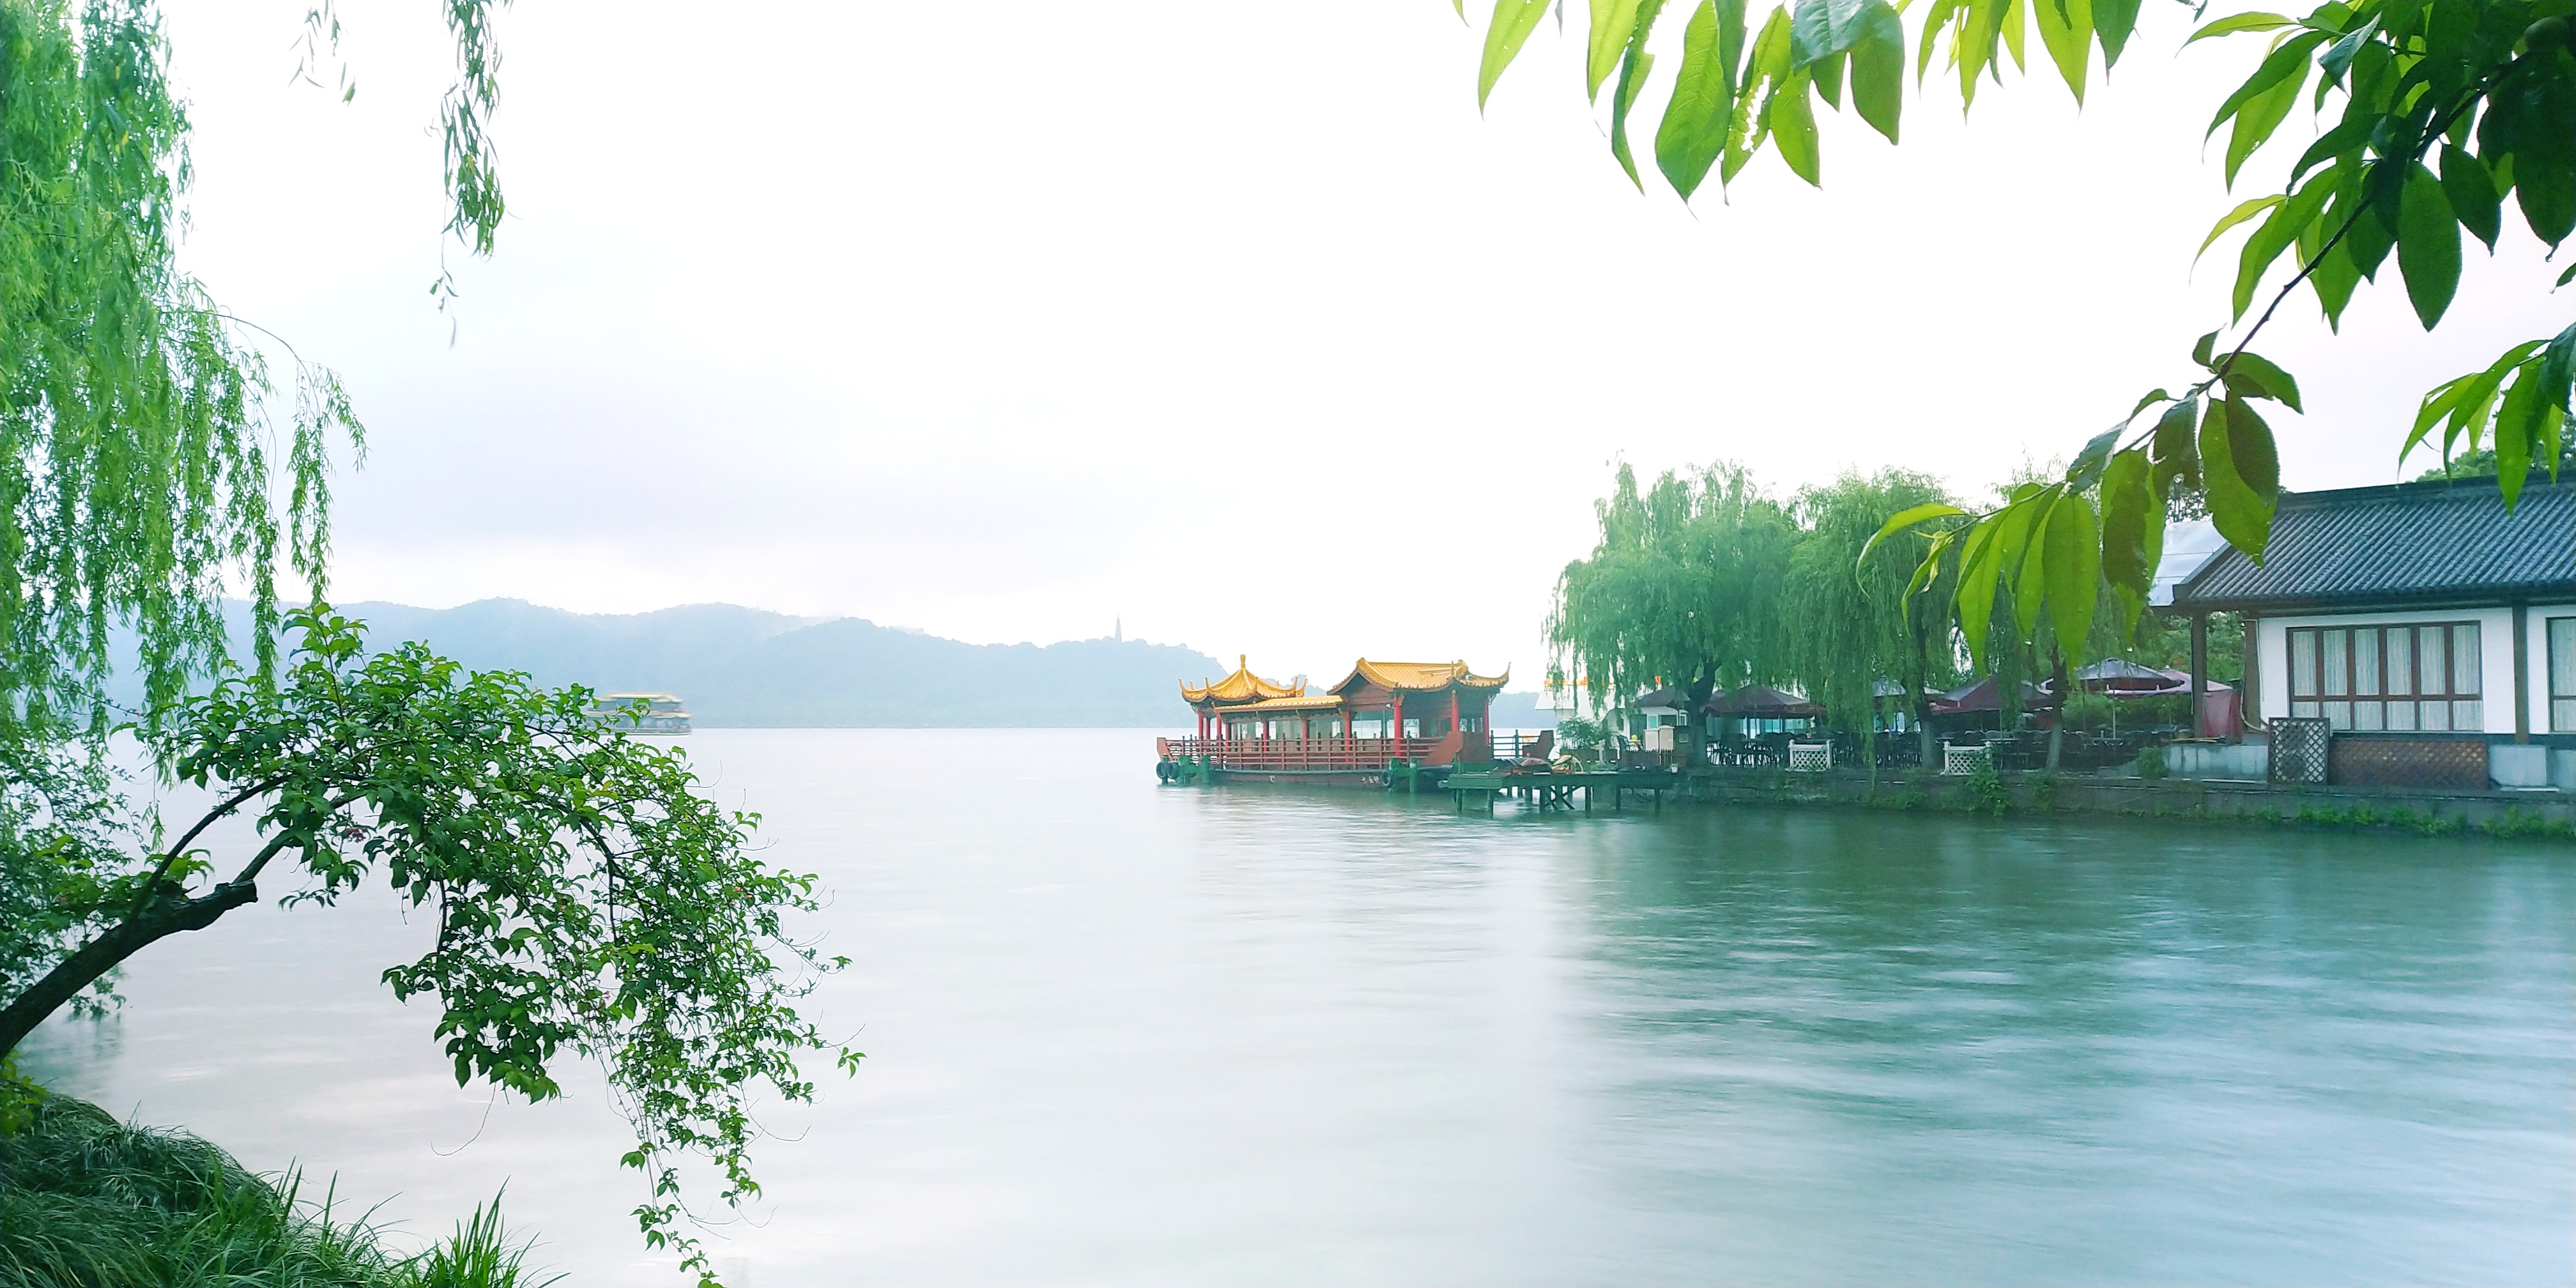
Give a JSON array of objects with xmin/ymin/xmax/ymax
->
[{"xmin": 22, "ymin": 732, "xmax": 2573, "ymax": 1285}]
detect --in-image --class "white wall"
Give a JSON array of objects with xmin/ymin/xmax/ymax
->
[{"xmin": 2251, "ymin": 605, "xmax": 2573, "ymax": 737}]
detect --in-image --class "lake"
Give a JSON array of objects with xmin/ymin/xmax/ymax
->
[{"xmin": 22, "ymin": 729, "xmax": 2576, "ymax": 1285}]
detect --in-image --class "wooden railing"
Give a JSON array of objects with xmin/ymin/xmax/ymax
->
[{"xmin": 1163, "ymin": 736, "xmax": 1457, "ymax": 770}]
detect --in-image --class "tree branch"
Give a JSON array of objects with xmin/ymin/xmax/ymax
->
[{"xmin": 126, "ymin": 774, "xmax": 289, "ymax": 919}]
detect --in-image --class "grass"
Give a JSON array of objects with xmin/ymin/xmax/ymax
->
[{"xmin": 0, "ymin": 1082, "xmax": 560, "ymax": 1288}]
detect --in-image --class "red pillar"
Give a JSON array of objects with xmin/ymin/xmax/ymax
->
[{"xmin": 1448, "ymin": 688, "xmax": 1460, "ymax": 737}]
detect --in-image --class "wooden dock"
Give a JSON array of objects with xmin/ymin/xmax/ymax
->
[{"xmin": 1440, "ymin": 769, "xmax": 1674, "ymax": 815}]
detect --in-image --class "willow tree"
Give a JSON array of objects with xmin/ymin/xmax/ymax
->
[
  {"xmin": 1781, "ymin": 470, "xmax": 1961, "ymax": 769},
  {"xmin": 1, "ymin": 6, "xmax": 843, "ymax": 1284},
  {"xmin": 1470, "ymin": 0, "xmax": 2574, "ymax": 668},
  {"xmin": 1548, "ymin": 463, "xmax": 1795, "ymax": 753}
]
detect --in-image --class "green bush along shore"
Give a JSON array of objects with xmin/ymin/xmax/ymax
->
[{"xmin": 0, "ymin": 1070, "xmax": 555, "ymax": 1288}]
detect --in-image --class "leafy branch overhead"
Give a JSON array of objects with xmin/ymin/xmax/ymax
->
[
  {"xmin": 1476, "ymin": 0, "xmax": 2575, "ymax": 661},
  {"xmin": 0, "ymin": 609, "xmax": 855, "ymax": 1287}
]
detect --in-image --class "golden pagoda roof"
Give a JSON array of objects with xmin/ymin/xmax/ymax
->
[
  {"xmin": 1181, "ymin": 656, "xmax": 1306, "ymax": 705},
  {"xmin": 1227, "ymin": 694, "xmax": 1345, "ymax": 712},
  {"xmin": 1330, "ymin": 659, "xmax": 1510, "ymax": 694}
]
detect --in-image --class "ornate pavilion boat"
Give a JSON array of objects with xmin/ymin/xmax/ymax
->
[{"xmin": 1157, "ymin": 656, "xmax": 1509, "ymax": 786}]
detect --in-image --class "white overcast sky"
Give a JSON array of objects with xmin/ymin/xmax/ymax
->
[{"xmin": 164, "ymin": 1, "xmax": 2567, "ymax": 687}]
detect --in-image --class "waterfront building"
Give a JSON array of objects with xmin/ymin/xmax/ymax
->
[
  {"xmin": 2168, "ymin": 480, "xmax": 2575, "ymax": 790},
  {"xmin": 1170, "ymin": 656, "xmax": 1508, "ymax": 781}
]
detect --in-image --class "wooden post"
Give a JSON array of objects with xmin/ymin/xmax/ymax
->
[
  {"xmin": 2513, "ymin": 599, "xmax": 2531, "ymax": 742},
  {"xmin": 2189, "ymin": 613, "xmax": 2207, "ymax": 737},
  {"xmin": 2242, "ymin": 614, "xmax": 2259, "ymax": 736},
  {"xmin": 1392, "ymin": 694, "xmax": 1406, "ymax": 758}
]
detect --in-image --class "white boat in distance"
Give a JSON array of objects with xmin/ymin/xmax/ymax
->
[{"xmin": 587, "ymin": 691, "xmax": 693, "ymax": 735}]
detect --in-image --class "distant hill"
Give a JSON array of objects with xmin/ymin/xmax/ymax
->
[
  {"xmin": 114, "ymin": 599, "xmax": 1227, "ymax": 729},
  {"xmin": 105, "ymin": 599, "xmax": 1560, "ymax": 730}
]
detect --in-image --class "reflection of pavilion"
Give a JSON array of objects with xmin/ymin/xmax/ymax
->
[{"xmin": 1163, "ymin": 655, "xmax": 1508, "ymax": 782}]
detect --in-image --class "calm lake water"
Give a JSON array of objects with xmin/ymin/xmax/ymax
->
[{"xmin": 22, "ymin": 729, "xmax": 2576, "ymax": 1285}]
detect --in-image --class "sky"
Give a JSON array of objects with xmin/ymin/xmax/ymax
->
[{"xmin": 164, "ymin": 1, "xmax": 2570, "ymax": 689}]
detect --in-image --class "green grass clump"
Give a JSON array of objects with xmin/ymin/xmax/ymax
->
[{"xmin": 0, "ymin": 1087, "xmax": 558, "ymax": 1288}]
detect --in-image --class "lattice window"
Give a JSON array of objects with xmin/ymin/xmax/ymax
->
[
  {"xmin": 2551, "ymin": 617, "xmax": 2576, "ymax": 733},
  {"xmin": 1787, "ymin": 742, "xmax": 1832, "ymax": 772},
  {"xmin": 2269, "ymin": 717, "xmax": 2331, "ymax": 784},
  {"xmin": 2286, "ymin": 621, "xmax": 2481, "ymax": 732},
  {"xmin": 1941, "ymin": 744, "xmax": 1989, "ymax": 776}
]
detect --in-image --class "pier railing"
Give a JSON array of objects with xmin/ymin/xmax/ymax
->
[{"xmin": 1163, "ymin": 736, "xmax": 1450, "ymax": 770}]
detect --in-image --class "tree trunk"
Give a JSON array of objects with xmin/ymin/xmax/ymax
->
[
  {"xmin": 0, "ymin": 880, "xmax": 258, "ymax": 1058},
  {"xmin": 2045, "ymin": 650, "xmax": 2069, "ymax": 771}
]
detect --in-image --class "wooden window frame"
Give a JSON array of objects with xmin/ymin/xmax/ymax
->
[
  {"xmin": 2286, "ymin": 620, "xmax": 2484, "ymax": 733},
  {"xmin": 2549, "ymin": 616, "xmax": 2576, "ymax": 734}
]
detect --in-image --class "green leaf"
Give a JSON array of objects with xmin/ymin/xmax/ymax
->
[
  {"xmin": 2195, "ymin": 194, "xmax": 2285, "ymax": 265},
  {"xmin": 1958, "ymin": 490, "xmax": 2048, "ymax": 668},
  {"xmin": 1859, "ymin": 501, "xmax": 1968, "ymax": 567},
  {"xmin": 2204, "ymin": 31, "xmax": 2322, "ymax": 143},
  {"xmin": 1655, "ymin": 0, "xmax": 1736, "ymax": 199},
  {"xmin": 1790, "ymin": 0, "xmax": 1834, "ymax": 65},
  {"xmin": 2289, "ymin": 116, "xmax": 2372, "ymax": 185},
  {"xmin": 1848, "ymin": 0, "xmax": 1905, "ymax": 143},
  {"xmin": 2184, "ymin": 11, "xmax": 2292, "ymax": 45},
  {"xmin": 1997, "ymin": 0, "xmax": 2027, "ymax": 73},
  {"xmin": 2191, "ymin": 330, "xmax": 2219, "ymax": 368},
  {"xmin": 2031, "ymin": 0, "xmax": 2091, "ymax": 102},
  {"xmin": 2009, "ymin": 487, "xmax": 2057, "ymax": 643},
  {"xmin": 2043, "ymin": 492, "xmax": 2100, "ymax": 663},
  {"xmin": 2220, "ymin": 351, "xmax": 2303, "ymax": 413},
  {"xmin": 2223, "ymin": 49, "xmax": 2314, "ymax": 189},
  {"xmin": 2396, "ymin": 162, "xmax": 2462, "ymax": 330},
  {"xmin": 1588, "ymin": 0, "xmax": 1646, "ymax": 100},
  {"xmin": 2231, "ymin": 174, "xmax": 2332, "ymax": 318},
  {"xmin": 2541, "ymin": 320, "xmax": 2576, "ymax": 417},
  {"xmin": 1813, "ymin": 47, "xmax": 1847, "ymax": 107},
  {"xmin": 2506, "ymin": 61, "xmax": 2573, "ymax": 248},
  {"xmin": 2093, "ymin": 0, "xmax": 2140, "ymax": 65},
  {"xmin": 2496, "ymin": 356, "xmax": 2542, "ymax": 511},
  {"xmin": 1713, "ymin": 0, "xmax": 1747, "ymax": 96},
  {"xmin": 1609, "ymin": 3, "xmax": 1669, "ymax": 188},
  {"xmin": 1769, "ymin": 73, "xmax": 1822, "ymax": 185},
  {"xmin": 1954, "ymin": 514, "xmax": 2006, "ymax": 669},
  {"xmin": 2223, "ymin": 396, "xmax": 2279, "ymax": 500},
  {"xmin": 2440, "ymin": 144, "xmax": 2501, "ymax": 250},
  {"xmin": 1917, "ymin": 0, "xmax": 1961, "ymax": 80},
  {"xmin": 2308, "ymin": 232, "xmax": 2361, "ymax": 328},
  {"xmin": 2315, "ymin": 13, "xmax": 2377, "ymax": 89},
  {"xmin": 1611, "ymin": 49, "xmax": 1657, "ymax": 187},
  {"xmin": 2068, "ymin": 425, "xmax": 2122, "ymax": 490},
  {"xmin": 2199, "ymin": 397, "xmax": 2275, "ymax": 560},
  {"xmin": 2128, "ymin": 388, "xmax": 2172, "ymax": 420},
  {"xmin": 2152, "ymin": 395, "xmax": 2201, "ymax": 491},
  {"xmin": 1478, "ymin": 0, "xmax": 1556, "ymax": 109},
  {"xmin": 2097, "ymin": 448, "xmax": 2155, "ymax": 633}
]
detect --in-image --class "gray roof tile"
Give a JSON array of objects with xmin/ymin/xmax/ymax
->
[{"xmin": 2173, "ymin": 480, "xmax": 2575, "ymax": 611}]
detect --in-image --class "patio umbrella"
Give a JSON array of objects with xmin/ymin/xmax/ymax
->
[
  {"xmin": 1936, "ymin": 676, "xmax": 2052, "ymax": 713},
  {"xmin": 1705, "ymin": 684, "xmax": 1825, "ymax": 717}
]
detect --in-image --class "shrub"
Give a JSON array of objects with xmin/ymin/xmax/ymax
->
[
  {"xmin": 0, "ymin": 1095, "xmax": 555, "ymax": 1288},
  {"xmin": 2136, "ymin": 744, "xmax": 2168, "ymax": 780},
  {"xmin": 1967, "ymin": 756, "xmax": 2009, "ymax": 816}
]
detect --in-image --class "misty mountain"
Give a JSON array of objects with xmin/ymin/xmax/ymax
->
[
  {"xmin": 107, "ymin": 599, "xmax": 1558, "ymax": 729},
  {"xmin": 116, "ymin": 599, "xmax": 1226, "ymax": 729}
]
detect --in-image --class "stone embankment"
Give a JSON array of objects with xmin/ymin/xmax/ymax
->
[{"xmin": 1678, "ymin": 765, "xmax": 2576, "ymax": 836}]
